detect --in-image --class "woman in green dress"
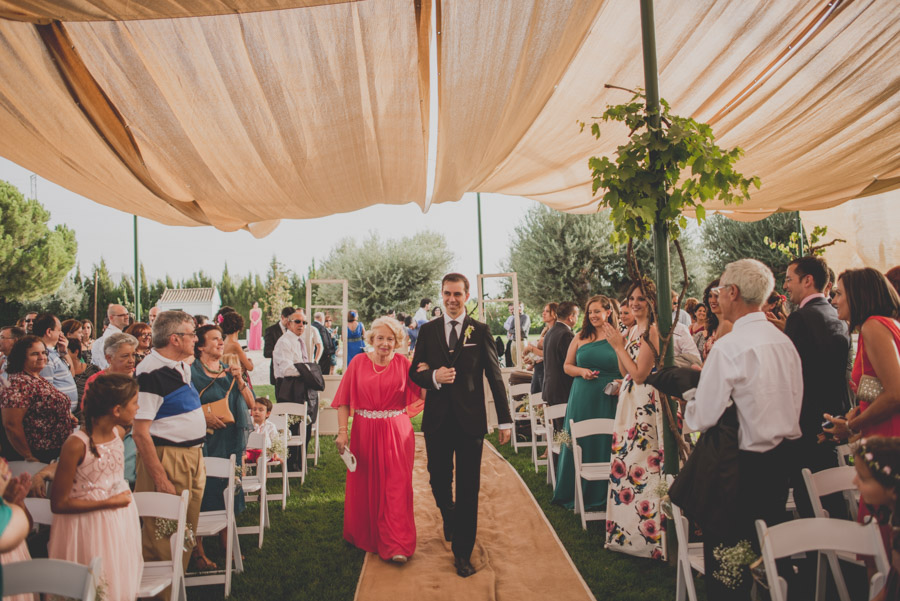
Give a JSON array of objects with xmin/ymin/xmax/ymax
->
[
  {"xmin": 551, "ymin": 295, "xmax": 620, "ymax": 510},
  {"xmin": 190, "ymin": 324, "xmax": 255, "ymax": 570}
]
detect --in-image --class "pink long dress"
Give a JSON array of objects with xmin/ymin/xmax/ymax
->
[
  {"xmin": 48, "ymin": 430, "xmax": 142, "ymax": 601},
  {"xmin": 248, "ymin": 307, "xmax": 263, "ymax": 351},
  {"xmin": 332, "ymin": 353, "xmax": 423, "ymax": 560}
]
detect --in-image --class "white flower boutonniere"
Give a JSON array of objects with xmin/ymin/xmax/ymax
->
[{"xmin": 463, "ymin": 325, "xmax": 475, "ymax": 343}]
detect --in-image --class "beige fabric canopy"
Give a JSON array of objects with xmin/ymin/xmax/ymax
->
[{"xmin": 0, "ymin": 0, "xmax": 897, "ymax": 235}]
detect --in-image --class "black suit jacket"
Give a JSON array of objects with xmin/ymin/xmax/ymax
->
[
  {"xmin": 542, "ymin": 322, "xmax": 574, "ymax": 406},
  {"xmin": 784, "ymin": 297, "xmax": 851, "ymax": 441},
  {"xmin": 263, "ymin": 322, "xmax": 285, "ymax": 385},
  {"xmin": 409, "ymin": 314, "xmax": 512, "ymax": 437}
]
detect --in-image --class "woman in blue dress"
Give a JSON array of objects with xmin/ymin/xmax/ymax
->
[
  {"xmin": 345, "ymin": 311, "xmax": 366, "ymax": 367},
  {"xmin": 551, "ymin": 295, "xmax": 620, "ymax": 510}
]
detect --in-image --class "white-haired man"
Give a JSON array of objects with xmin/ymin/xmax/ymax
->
[
  {"xmin": 685, "ymin": 259, "xmax": 802, "ymax": 601},
  {"xmin": 91, "ymin": 303, "xmax": 130, "ymax": 369}
]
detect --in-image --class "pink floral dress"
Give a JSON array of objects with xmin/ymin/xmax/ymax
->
[{"xmin": 604, "ymin": 326, "xmax": 666, "ymax": 560}]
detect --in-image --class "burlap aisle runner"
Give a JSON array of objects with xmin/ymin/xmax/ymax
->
[{"xmin": 352, "ymin": 434, "xmax": 596, "ymax": 601}]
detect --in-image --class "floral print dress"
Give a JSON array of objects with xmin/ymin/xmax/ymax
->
[{"xmin": 604, "ymin": 326, "xmax": 666, "ymax": 560}]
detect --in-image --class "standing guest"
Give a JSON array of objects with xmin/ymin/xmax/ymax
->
[
  {"xmin": 408, "ymin": 273, "xmax": 512, "ymax": 577},
  {"xmin": 191, "ymin": 324, "xmax": 253, "ymax": 571},
  {"xmin": 132, "ymin": 311, "xmax": 208, "ymax": 583},
  {"xmin": 414, "ymin": 298, "xmax": 432, "ymax": 326},
  {"xmin": 248, "ymin": 301, "xmax": 263, "ymax": 351},
  {"xmin": 264, "ymin": 307, "xmax": 294, "ymax": 385},
  {"xmin": 0, "ymin": 326, "xmax": 25, "ymax": 384},
  {"xmin": 685, "ymin": 259, "xmax": 802, "ymax": 600},
  {"xmin": 125, "ymin": 322, "xmax": 152, "ymax": 366},
  {"xmin": 221, "ymin": 312, "xmax": 254, "ymax": 377},
  {"xmin": 619, "ymin": 302, "xmax": 635, "ymax": 333},
  {"xmin": 273, "ymin": 309, "xmax": 315, "ymax": 468},
  {"xmin": 34, "ymin": 313, "xmax": 78, "ymax": 411},
  {"xmin": 49, "ymin": 374, "xmax": 142, "ymax": 601},
  {"xmin": 193, "ymin": 315, "xmax": 208, "ymax": 327},
  {"xmin": 66, "ymin": 338, "xmax": 100, "ymax": 410},
  {"xmin": 309, "ymin": 316, "xmax": 324, "ymax": 364},
  {"xmin": 404, "ymin": 314, "xmax": 419, "ymax": 353},
  {"xmin": 688, "ymin": 303, "xmax": 708, "ymax": 352},
  {"xmin": 503, "ymin": 303, "xmax": 530, "ymax": 367},
  {"xmin": 333, "ymin": 317, "xmax": 424, "ymax": 563},
  {"xmin": 92, "ymin": 304, "xmax": 130, "ymax": 370},
  {"xmin": 345, "ymin": 311, "xmax": 366, "ymax": 367},
  {"xmin": 700, "ymin": 279, "xmax": 733, "ymax": 361},
  {"xmin": 61, "ymin": 319, "xmax": 83, "ymax": 347},
  {"xmin": 552, "ymin": 296, "xmax": 620, "ymax": 510},
  {"xmin": 672, "ymin": 290, "xmax": 692, "ymax": 329},
  {"xmin": 312, "ymin": 312, "xmax": 336, "ymax": 376},
  {"xmin": 602, "ymin": 280, "xmax": 665, "ymax": 560},
  {"xmin": 80, "ymin": 319, "xmax": 95, "ymax": 365},
  {"xmin": 779, "ymin": 256, "xmax": 851, "ymax": 520},
  {"xmin": 825, "ymin": 268, "xmax": 900, "ymax": 440},
  {"xmin": 0, "ymin": 335, "xmax": 77, "ymax": 462},
  {"xmin": 431, "ymin": 306, "xmax": 443, "ymax": 319},
  {"xmin": 542, "ymin": 302, "xmax": 580, "ymax": 429},
  {"xmin": 147, "ymin": 306, "xmax": 159, "ymax": 326},
  {"xmin": 20, "ymin": 313, "xmax": 36, "ymax": 335},
  {"xmin": 523, "ymin": 303, "xmax": 557, "ymax": 394}
]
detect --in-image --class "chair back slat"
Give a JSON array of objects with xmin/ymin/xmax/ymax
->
[
  {"xmin": 569, "ymin": 418, "xmax": 616, "ymax": 440},
  {"xmin": 544, "ymin": 403, "xmax": 568, "ymax": 421},
  {"xmin": 23, "ymin": 497, "xmax": 52, "ymax": 527},
  {"xmin": 3, "ymin": 557, "xmax": 101, "ymax": 599}
]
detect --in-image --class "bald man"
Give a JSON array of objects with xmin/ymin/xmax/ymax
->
[{"xmin": 92, "ymin": 303, "xmax": 130, "ymax": 369}]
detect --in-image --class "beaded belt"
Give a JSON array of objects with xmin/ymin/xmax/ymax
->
[{"xmin": 355, "ymin": 408, "xmax": 407, "ymax": 419}]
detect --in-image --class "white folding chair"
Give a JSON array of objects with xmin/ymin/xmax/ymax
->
[
  {"xmin": 237, "ymin": 432, "xmax": 270, "ymax": 549},
  {"xmin": 270, "ymin": 402, "xmax": 309, "ymax": 485},
  {"xmin": 835, "ymin": 444, "xmax": 853, "ymax": 467},
  {"xmin": 308, "ymin": 405, "xmax": 321, "ymax": 467},
  {"xmin": 23, "ymin": 497, "xmax": 52, "ymax": 530},
  {"xmin": 3, "ymin": 557, "xmax": 102, "ymax": 600},
  {"xmin": 134, "ymin": 489, "xmax": 190, "ymax": 601},
  {"xmin": 507, "ymin": 383, "xmax": 532, "ymax": 455},
  {"xmin": 266, "ymin": 414, "xmax": 291, "ymax": 510},
  {"xmin": 671, "ymin": 504, "xmax": 703, "ymax": 601},
  {"xmin": 186, "ymin": 455, "xmax": 241, "ymax": 597},
  {"xmin": 528, "ymin": 392, "xmax": 548, "ymax": 472},
  {"xmin": 801, "ymin": 466, "xmax": 864, "ymax": 601},
  {"xmin": 756, "ymin": 517, "xmax": 889, "ymax": 601},
  {"xmin": 570, "ymin": 417, "xmax": 615, "ymax": 529},
  {"xmin": 544, "ymin": 403, "xmax": 568, "ymax": 488},
  {"xmin": 8, "ymin": 461, "xmax": 47, "ymax": 478}
]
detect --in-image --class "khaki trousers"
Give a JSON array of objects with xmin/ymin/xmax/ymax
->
[{"xmin": 135, "ymin": 445, "xmax": 206, "ymax": 601}]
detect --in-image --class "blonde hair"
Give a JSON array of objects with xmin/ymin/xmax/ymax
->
[{"xmin": 365, "ymin": 317, "xmax": 404, "ymax": 349}]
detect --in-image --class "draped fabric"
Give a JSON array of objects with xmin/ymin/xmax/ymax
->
[{"xmin": 0, "ymin": 0, "xmax": 897, "ymax": 233}]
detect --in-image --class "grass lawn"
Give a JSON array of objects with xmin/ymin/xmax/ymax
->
[{"xmin": 188, "ymin": 387, "xmax": 704, "ymax": 600}]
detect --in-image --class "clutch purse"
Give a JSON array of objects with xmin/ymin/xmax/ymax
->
[
  {"xmin": 340, "ymin": 447, "xmax": 357, "ymax": 472},
  {"xmin": 857, "ymin": 374, "xmax": 884, "ymax": 404},
  {"xmin": 200, "ymin": 376, "xmax": 236, "ymax": 425}
]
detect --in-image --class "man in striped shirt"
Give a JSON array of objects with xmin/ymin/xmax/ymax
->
[{"xmin": 132, "ymin": 310, "xmax": 209, "ymax": 592}]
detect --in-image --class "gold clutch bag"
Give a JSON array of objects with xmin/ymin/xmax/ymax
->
[{"xmin": 857, "ymin": 374, "xmax": 884, "ymax": 404}]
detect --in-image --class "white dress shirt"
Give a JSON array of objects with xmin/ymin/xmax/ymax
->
[
  {"xmin": 91, "ymin": 323, "xmax": 122, "ymax": 369},
  {"xmin": 272, "ymin": 332, "xmax": 309, "ymax": 378},
  {"xmin": 685, "ymin": 312, "xmax": 803, "ymax": 452},
  {"xmin": 672, "ymin": 322, "xmax": 702, "ymax": 363}
]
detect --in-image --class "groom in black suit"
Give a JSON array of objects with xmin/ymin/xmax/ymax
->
[{"xmin": 409, "ymin": 273, "xmax": 512, "ymax": 578}]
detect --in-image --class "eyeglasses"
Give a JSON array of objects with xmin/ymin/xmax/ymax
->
[
  {"xmin": 710, "ymin": 284, "xmax": 733, "ymax": 296},
  {"xmin": 139, "ymin": 333, "xmax": 152, "ymax": 339},
  {"xmin": 290, "ymin": 320, "xmax": 308, "ymax": 325}
]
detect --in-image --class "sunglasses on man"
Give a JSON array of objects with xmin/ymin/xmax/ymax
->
[{"xmin": 291, "ymin": 319, "xmax": 308, "ymax": 325}]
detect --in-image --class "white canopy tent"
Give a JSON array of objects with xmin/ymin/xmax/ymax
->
[{"xmin": 0, "ymin": 0, "xmax": 897, "ymax": 242}]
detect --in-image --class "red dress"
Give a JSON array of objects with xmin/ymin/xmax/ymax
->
[
  {"xmin": 851, "ymin": 316, "xmax": 900, "ymax": 438},
  {"xmin": 332, "ymin": 353, "xmax": 423, "ymax": 560}
]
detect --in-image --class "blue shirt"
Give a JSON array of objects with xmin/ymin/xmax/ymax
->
[{"xmin": 41, "ymin": 348, "xmax": 78, "ymax": 411}]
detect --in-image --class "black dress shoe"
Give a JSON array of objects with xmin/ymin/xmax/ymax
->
[{"xmin": 454, "ymin": 557, "xmax": 476, "ymax": 578}]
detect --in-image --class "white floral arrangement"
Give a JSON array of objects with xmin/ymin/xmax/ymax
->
[
  {"xmin": 269, "ymin": 434, "xmax": 287, "ymax": 459},
  {"xmin": 553, "ymin": 430, "xmax": 572, "ymax": 449},
  {"xmin": 154, "ymin": 518, "xmax": 196, "ymax": 552},
  {"xmin": 712, "ymin": 540, "xmax": 759, "ymax": 590},
  {"xmin": 654, "ymin": 480, "xmax": 673, "ymax": 519}
]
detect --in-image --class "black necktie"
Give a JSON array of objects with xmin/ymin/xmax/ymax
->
[{"xmin": 448, "ymin": 320, "xmax": 459, "ymax": 350}]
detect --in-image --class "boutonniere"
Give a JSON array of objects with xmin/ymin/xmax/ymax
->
[{"xmin": 463, "ymin": 325, "xmax": 475, "ymax": 343}]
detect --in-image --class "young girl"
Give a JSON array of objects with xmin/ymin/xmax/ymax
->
[
  {"xmin": 48, "ymin": 373, "xmax": 143, "ymax": 601},
  {"xmin": 853, "ymin": 436, "xmax": 900, "ymax": 599}
]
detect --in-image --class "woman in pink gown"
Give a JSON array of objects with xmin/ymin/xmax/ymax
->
[
  {"xmin": 248, "ymin": 301, "xmax": 263, "ymax": 351},
  {"xmin": 334, "ymin": 316, "xmax": 424, "ymax": 563}
]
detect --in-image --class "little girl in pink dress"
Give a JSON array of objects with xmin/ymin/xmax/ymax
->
[{"xmin": 49, "ymin": 373, "xmax": 143, "ymax": 601}]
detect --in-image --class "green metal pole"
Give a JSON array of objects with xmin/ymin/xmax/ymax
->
[
  {"xmin": 477, "ymin": 193, "xmax": 484, "ymax": 274},
  {"xmin": 133, "ymin": 215, "xmax": 141, "ymax": 322},
  {"xmin": 640, "ymin": 0, "xmax": 677, "ymax": 477},
  {"xmin": 796, "ymin": 211, "xmax": 806, "ymax": 256}
]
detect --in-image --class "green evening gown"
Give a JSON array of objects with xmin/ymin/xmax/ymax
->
[{"xmin": 550, "ymin": 338, "xmax": 620, "ymax": 510}]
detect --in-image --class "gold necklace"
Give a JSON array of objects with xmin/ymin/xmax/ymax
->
[{"xmin": 371, "ymin": 354, "xmax": 391, "ymax": 374}]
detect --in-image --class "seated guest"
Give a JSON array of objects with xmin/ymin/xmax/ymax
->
[
  {"xmin": 34, "ymin": 313, "xmax": 78, "ymax": 412},
  {"xmin": 699, "ymin": 278, "xmax": 733, "ymax": 361},
  {"xmin": 247, "ymin": 397, "xmax": 283, "ymax": 464},
  {"xmin": 0, "ymin": 326, "xmax": 25, "ymax": 384},
  {"xmin": 80, "ymin": 319, "xmax": 95, "ymax": 365},
  {"xmin": 685, "ymin": 259, "xmax": 802, "ymax": 601},
  {"xmin": 82, "ymin": 333, "xmax": 139, "ymax": 405},
  {"xmin": 60, "ymin": 319, "xmax": 84, "ymax": 348},
  {"xmin": 0, "ymin": 335, "xmax": 77, "ymax": 462},
  {"xmin": 66, "ymin": 338, "xmax": 100, "ymax": 411},
  {"xmin": 125, "ymin": 322, "xmax": 152, "ymax": 366}
]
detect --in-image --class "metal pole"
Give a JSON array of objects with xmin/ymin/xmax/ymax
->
[
  {"xmin": 93, "ymin": 272, "xmax": 98, "ymax": 330},
  {"xmin": 133, "ymin": 215, "xmax": 141, "ymax": 321},
  {"xmin": 796, "ymin": 211, "xmax": 806, "ymax": 256},
  {"xmin": 476, "ymin": 193, "xmax": 485, "ymax": 275},
  {"xmin": 640, "ymin": 0, "xmax": 677, "ymax": 478}
]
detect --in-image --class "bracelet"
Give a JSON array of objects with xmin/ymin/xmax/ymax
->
[{"xmin": 338, "ymin": 427, "xmax": 348, "ymax": 432}]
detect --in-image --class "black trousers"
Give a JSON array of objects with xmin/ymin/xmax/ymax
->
[
  {"xmin": 703, "ymin": 440, "xmax": 792, "ymax": 601},
  {"xmin": 424, "ymin": 411, "xmax": 484, "ymax": 561}
]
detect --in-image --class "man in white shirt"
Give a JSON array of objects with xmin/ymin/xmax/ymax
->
[
  {"xmin": 413, "ymin": 298, "xmax": 431, "ymax": 325},
  {"xmin": 273, "ymin": 309, "xmax": 309, "ymax": 378},
  {"xmin": 92, "ymin": 303, "xmax": 130, "ymax": 369},
  {"xmin": 685, "ymin": 259, "xmax": 802, "ymax": 601},
  {"xmin": 671, "ymin": 290, "xmax": 693, "ymax": 329}
]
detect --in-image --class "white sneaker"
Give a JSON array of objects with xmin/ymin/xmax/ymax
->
[{"xmin": 391, "ymin": 555, "xmax": 408, "ymax": 564}]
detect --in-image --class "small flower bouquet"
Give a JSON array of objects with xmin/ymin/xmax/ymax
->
[
  {"xmin": 269, "ymin": 434, "xmax": 287, "ymax": 459},
  {"xmin": 712, "ymin": 540, "xmax": 759, "ymax": 590},
  {"xmin": 154, "ymin": 518, "xmax": 196, "ymax": 552},
  {"xmin": 553, "ymin": 429, "xmax": 572, "ymax": 449}
]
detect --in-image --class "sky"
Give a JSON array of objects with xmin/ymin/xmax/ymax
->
[{"xmin": 0, "ymin": 157, "xmax": 541, "ymax": 291}]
